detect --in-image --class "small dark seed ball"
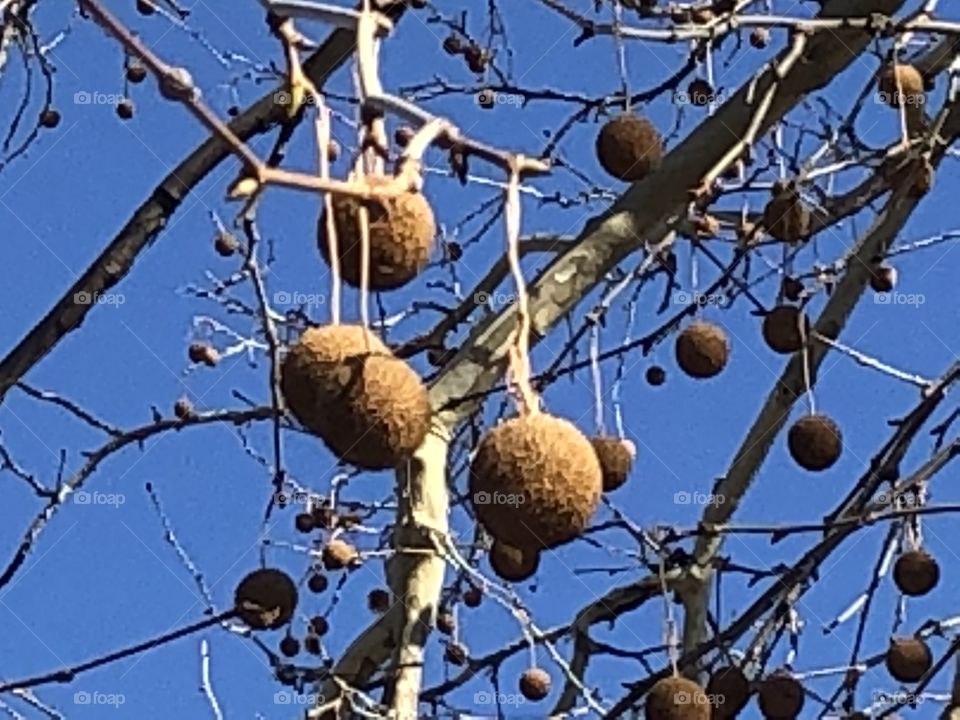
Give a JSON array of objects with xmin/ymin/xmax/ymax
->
[
  {"xmin": 214, "ymin": 232, "xmax": 238, "ymax": 257},
  {"xmin": 442, "ymin": 35, "xmax": 463, "ymax": 55},
  {"xmin": 136, "ymin": 0, "xmax": 156, "ymax": 15},
  {"xmin": 303, "ymin": 634, "xmax": 321, "ymax": 655},
  {"xmin": 436, "ymin": 610, "xmax": 455, "ymax": 635},
  {"xmin": 463, "ymin": 586, "xmax": 482, "ymax": 608},
  {"xmin": 893, "ymin": 549, "xmax": 939, "ymax": 596},
  {"xmin": 309, "ymin": 616, "xmax": 329, "ymax": 637},
  {"xmin": 519, "ymin": 667, "xmax": 551, "ymax": 701},
  {"xmin": 279, "ymin": 636, "xmax": 300, "ymax": 657},
  {"xmin": 307, "ymin": 573, "xmax": 328, "ymax": 594},
  {"xmin": 227, "ymin": 105, "xmax": 240, "ymax": 117},
  {"xmin": 368, "ymin": 589, "xmax": 391, "ymax": 613},
  {"xmin": 294, "ymin": 513, "xmax": 314, "ymax": 534},
  {"xmin": 126, "ymin": 59, "xmax": 147, "ymax": 84},
  {"xmin": 174, "ymin": 397, "xmax": 193, "ymax": 419},
  {"xmin": 116, "ymin": 99, "xmax": 135, "ymax": 120},
  {"xmin": 40, "ymin": 109, "xmax": 61, "ymax": 128},
  {"xmin": 646, "ymin": 365, "xmax": 666, "ymax": 386}
]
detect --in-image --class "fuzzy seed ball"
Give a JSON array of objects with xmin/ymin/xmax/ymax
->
[
  {"xmin": 489, "ymin": 541, "xmax": 540, "ymax": 582},
  {"xmin": 309, "ymin": 616, "xmax": 329, "ymax": 637},
  {"xmin": 519, "ymin": 668, "xmax": 551, "ymax": 702},
  {"xmin": 281, "ymin": 324, "xmax": 431, "ymax": 470},
  {"xmin": 322, "ymin": 539, "xmax": 359, "ymax": 570},
  {"xmin": 879, "ymin": 64, "xmax": 924, "ymax": 108},
  {"xmin": 444, "ymin": 642, "xmax": 468, "ymax": 666},
  {"xmin": 464, "ymin": 45, "xmax": 488, "ymax": 73},
  {"xmin": 214, "ymin": 232, "xmax": 238, "ymax": 257},
  {"xmin": 870, "ymin": 265, "xmax": 897, "ymax": 293},
  {"xmin": 762, "ymin": 305, "xmax": 808, "ymax": 354},
  {"xmin": 706, "ymin": 665, "xmax": 750, "ymax": 719},
  {"xmin": 307, "ymin": 572, "xmax": 328, "ymax": 594},
  {"xmin": 646, "ymin": 365, "xmax": 666, "ymax": 386},
  {"xmin": 675, "ymin": 321, "xmax": 729, "ymax": 379},
  {"xmin": 295, "ymin": 513, "xmax": 314, "ymax": 534},
  {"xmin": 758, "ymin": 672, "xmax": 804, "ymax": 719},
  {"xmin": 368, "ymin": 588, "xmax": 391, "ymax": 613},
  {"xmin": 279, "ymin": 636, "xmax": 299, "ymax": 657},
  {"xmin": 645, "ymin": 676, "xmax": 710, "ymax": 720},
  {"xmin": 126, "ymin": 59, "xmax": 147, "ymax": 84},
  {"xmin": 788, "ymin": 414, "xmax": 842, "ymax": 472},
  {"xmin": 436, "ymin": 610, "xmax": 455, "ymax": 635},
  {"xmin": 596, "ymin": 112, "xmax": 663, "ymax": 182},
  {"xmin": 234, "ymin": 568, "xmax": 297, "ymax": 630},
  {"xmin": 886, "ymin": 636, "xmax": 932, "ymax": 683},
  {"xmin": 39, "ymin": 109, "xmax": 61, "ymax": 128},
  {"xmin": 318, "ymin": 176, "xmax": 435, "ymax": 291},
  {"xmin": 463, "ymin": 586, "xmax": 482, "ymax": 608},
  {"xmin": 591, "ymin": 436, "xmax": 636, "ymax": 492},
  {"xmin": 469, "ymin": 413, "xmax": 603, "ymax": 550},
  {"xmin": 893, "ymin": 549, "xmax": 939, "ymax": 596},
  {"xmin": 764, "ymin": 182, "xmax": 811, "ymax": 243},
  {"xmin": 443, "ymin": 34, "xmax": 463, "ymax": 55},
  {"xmin": 116, "ymin": 99, "xmax": 135, "ymax": 120}
]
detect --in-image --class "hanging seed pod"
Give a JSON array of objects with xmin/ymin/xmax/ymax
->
[
  {"xmin": 596, "ymin": 112, "xmax": 663, "ymax": 182},
  {"xmin": 675, "ymin": 321, "xmax": 729, "ymax": 379},
  {"xmin": 686, "ymin": 78, "xmax": 714, "ymax": 106},
  {"xmin": 706, "ymin": 665, "xmax": 751, "ymax": 719},
  {"xmin": 463, "ymin": 585, "xmax": 482, "ymax": 608},
  {"xmin": 869, "ymin": 265, "xmax": 897, "ymax": 293},
  {"xmin": 39, "ymin": 108, "xmax": 61, "ymax": 128},
  {"xmin": 214, "ymin": 231, "xmax": 239, "ymax": 257},
  {"xmin": 893, "ymin": 549, "xmax": 939, "ymax": 596},
  {"xmin": 294, "ymin": 513, "xmax": 314, "ymax": 534},
  {"xmin": 464, "ymin": 44, "xmax": 488, "ymax": 73},
  {"xmin": 489, "ymin": 541, "xmax": 540, "ymax": 582},
  {"xmin": 436, "ymin": 610, "xmax": 455, "ymax": 635},
  {"xmin": 878, "ymin": 63, "xmax": 924, "ymax": 108},
  {"xmin": 591, "ymin": 436, "xmax": 636, "ymax": 492},
  {"xmin": 762, "ymin": 305, "xmax": 808, "ymax": 354},
  {"xmin": 764, "ymin": 181, "xmax": 811, "ymax": 243},
  {"xmin": 304, "ymin": 634, "xmax": 321, "ymax": 655},
  {"xmin": 758, "ymin": 671, "xmax": 804, "ymax": 719},
  {"xmin": 279, "ymin": 635, "xmax": 299, "ymax": 657},
  {"xmin": 126, "ymin": 58, "xmax": 147, "ymax": 83},
  {"xmin": 519, "ymin": 668, "xmax": 551, "ymax": 702},
  {"xmin": 646, "ymin": 365, "xmax": 666, "ymax": 386},
  {"xmin": 645, "ymin": 676, "xmax": 710, "ymax": 720},
  {"xmin": 234, "ymin": 568, "xmax": 297, "ymax": 630},
  {"xmin": 886, "ymin": 636, "xmax": 932, "ymax": 682},
  {"xmin": 307, "ymin": 572, "xmax": 328, "ymax": 594},
  {"xmin": 787, "ymin": 414, "xmax": 842, "ymax": 471},
  {"xmin": 442, "ymin": 34, "xmax": 463, "ymax": 55}
]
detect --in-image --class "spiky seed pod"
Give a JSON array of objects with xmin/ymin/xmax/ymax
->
[
  {"xmin": 279, "ymin": 635, "xmax": 300, "ymax": 657},
  {"xmin": 368, "ymin": 589, "xmax": 391, "ymax": 613},
  {"xmin": 39, "ymin": 109, "xmax": 61, "ymax": 128},
  {"xmin": 322, "ymin": 539, "xmax": 359, "ymax": 570},
  {"xmin": 519, "ymin": 668, "xmax": 551, "ymax": 701},
  {"xmin": 436, "ymin": 610, "xmax": 455, "ymax": 635},
  {"xmin": 596, "ymin": 112, "xmax": 663, "ymax": 182},
  {"xmin": 591, "ymin": 436, "xmax": 636, "ymax": 492},
  {"xmin": 788, "ymin": 414, "xmax": 842, "ymax": 472},
  {"xmin": 444, "ymin": 642, "xmax": 468, "ymax": 666},
  {"xmin": 893, "ymin": 549, "xmax": 940, "ymax": 596},
  {"xmin": 463, "ymin": 585, "xmax": 482, "ymax": 608},
  {"xmin": 469, "ymin": 414, "xmax": 603, "ymax": 550},
  {"xmin": 116, "ymin": 99, "xmax": 135, "ymax": 120},
  {"xmin": 762, "ymin": 305, "xmax": 808, "ymax": 354},
  {"xmin": 763, "ymin": 182, "xmax": 811, "ymax": 243},
  {"xmin": 647, "ymin": 365, "xmax": 666, "ymax": 386},
  {"xmin": 309, "ymin": 616, "xmax": 329, "ymax": 637},
  {"xmin": 750, "ymin": 28, "xmax": 770, "ymax": 48},
  {"xmin": 173, "ymin": 397, "xmax": 193, "ymax": 419},
  {"xmin": 214, "ymin": 231, "xmax": 238, "ymax": 257},
  {"xmin": 126, "ymin": 59, "xmax": 147, "ymax": 83},
  {"xmin": 686, "ymin": 78, "xmax": 714, "ymax": 106},
  {"xmin": 869, "ymin": 265, "xmax": 897, "ymax": 293},
  {"xmin": 706, "ymin": 665, "xmax": 750, "ymax": 719},
  {"xmin": 879, "ymin": 64, "xmax": 924, "ymax": 108},
  {"xmin": 489, "ymin": 541, "xmax": 540, "ymax": 582},
  {"xmin": 318, "ymin": 177, "xmax": 435, "ymax": 291},
  {"xmin": 758, "ymin": 671, "xmax": 804, "ymax": 720},
  {"xmin": 234, "ymin": 568, "xmax": 297, "ymax": 630},
  {"xmin": 294, "ymin": 513, "xmax": 314, "ymax": 534},
  {"xmin": 304, "ymin": 634, "xmax": 321, "ymax": 655},
  {"xmin": 188, "ymin": 342, "xmax": 219, "ymax": 367},
  {"xmin": 280, "ymin": 325, "xmax": 432, "ymax": 470},
  {"xmin": 675, "ymin": 321, "xmax": 729, "ymax": 379},
  {"xmin": 886, "ymin": 636, "xmax": 932, "ymax": 682},
  {"xmin": 645, "ymin": 676, "xmax": 710, "ymax": 720},
  {"xmin": 307, "ymin": 573, "xmax": 328, "ymax": 594}
]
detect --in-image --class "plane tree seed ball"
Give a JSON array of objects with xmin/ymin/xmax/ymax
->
[
  {"xmin": 519, "ymin": 668, "xmax": 551, "ymax": 701},
  {"xmin": 280, "ymin": 325, "xmax": 431, "ymax": 470},
  {"xmin": 886, "ymin": 636, "xmax": 932, "ymax": 682},
  {"xmin": 764, "ymin": 182, "xmax": 810, "ymax": 243},
  {"xmin": 879, "ymin": 64, "xmax": 924, "ymax": 107},
  {"xmin": 367, "ymin": 588, "xmax": 390, "ymax": 613},
  {"xmin": 596, "ymin": 112, "xmax": 663, "ymax": 181},
  {"xmin": 870, "ymin": 265, "xmax": 897, "ymax": 293},
  {"xmin": 758, "ymin": 671, "xmax": 804, "ymax": 719},
  {"xmin": 469, "ymin": 414, "xmax": 603, "ymax": 550},
  {"xmin": 762, "ymin": 305, "xmax": 808, "ymax": 354},
  {"xmin": 675, "ymin": 321, "xmax": 729, "ymax": 379},
  {"xmin": 591, "ymin": 436, "xmax": 636, "ymax": 492},
  {"xmin": 706, "ymin": 665, "xmax": 751, "ymax": 719},
  {"xmin": 788, "ymin": 414, "xmax": 842, "ymax": 471},
  {"xmin": 318, "ymin": 177, "xmax": 435, "ymax": 291},
  {"xmin": 463, "ymin": 585, "xmax": 483, "ymax": 608},
  {"xmin": 234, "ymin": 568, "xmax": 297, "ymax": 630},
  {"xmin": 489, "ymin": 541, "xmax": 540, "ymax": 582},
  {"xmin": 646, "ymin": 365, "xmax": 666, "ymax": 386},
  {"xmin": 893, "ymin": 549, "xmax": 940, "ymax": 596},
  {"xmin": 645, "ymin": 676, "xmax": 710, "ymax": 720}
]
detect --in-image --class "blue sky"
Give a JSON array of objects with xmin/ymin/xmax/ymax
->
[{"xmin": 0, "ymin": 1, "xmax": 958, "ymax": 718}]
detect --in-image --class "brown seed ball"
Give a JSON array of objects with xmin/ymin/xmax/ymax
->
[
  {"xmin": 519, "ymin": 668, "xmax": 551, "ymax": 702},
  {"xmin": 893, "ymin": 549, "xmax": 940, "ymax": 596},
  {"xmin": 214, "ymin": 232, "xmax": 238, "ymax": 257},
  {"xmin": 463, "ymin": 585, "xmax": 482, "ymax": 608},
  {"xmin": 645, "ymin": 676, "xmax": 710, "ymax": 720},
  {"xmin": 788, "ymin": 414, "xmax": 842, "ymax": 472},
  {"xmin": 368, "ymin": 588, "xmax": 391, "ymax": 613},
  {"xmin": 686, "ymin": 79, "xmax": 714, "ymax": 106},
  {"xmin": 763, "ymin": 182, "xmax": 810, "ymax": 243},
  {"xmin": 489, "ymin": 541, "xmax": 540, "ymax": 582},
  {"xmin": 309, "ymin": 616, "xmax": 329, "ymax": 637},
  {"xmin": 436, "ymin": 610, "xmax": 455, "ymax": 635},
  {"xmin": 234, "ymin": 568, "xmax": 297, "ymax": 630},
  {"xmin": 596, "ymin": 112, "xmax": 663, "ymax": 182},
  {"xmin": 750, "ymin": 28, "xmax": 770, "ymax": 49},
  {"xmin": 307, "ymin": 572, "xmax": 328, "ymax": 594},
  {"xmin": 879, "ymin": 64, "xmax": 924, "ymax": 108},
  {"xmin": 318, "ymin": 176, "xmax": 435, "ymax": 291},
  {"xmin": 870, "ymin": 265, "xmax": 897, "ymax": 293},
  {"xmin": 304, "ymin": 634, "xmax": 321, "ymax": 655},
  {"xmin": 126, "ymin": 59, "xmax": 147, "ymax": 83},
  {"xmin": 675, "ymin": 321, "xmax": 729, "ymax": 379},
  {"xmin": 173, "ymin": 397, "xmax": 193, "ymax": 419},
  {"xmin": 706, "ymin": 665, "xmax": 751, "ymax": 718},
  {"xmin": 442, "ymin": 34, "xmax": 463, "ymax": 55},
  {"xmin": 188, "ymin": 342, "xmax": 219, "ymax": 367},
  {"xmin": 762, "ymin": 305, "xmax": 808, "ymax": 354},
  {"xmin": 886, "ymin": 636, "xmax": 932, "ymax": 683},
  {"xmin": 469, "ymin": 413, "xmax": 603, "ymax": 550},
  {"xmin": 591, "ymin": 436, "xmax": 636, "ymax": 492},
  {"xmin": 322, "ymin": 539, "xmax": 359, "ymax": 570},
  {"xmin": 279, "ymin": 635, "xmax": 300, "ymax": 657},
  {"xmin": 646, "ymin": 365, "xmax": 666, "ymax": 386},
  {"xmin": 464, "ymin": 45, "xmax": 488, "ymax": 73},
  {"xmin": 294, "ymin": 513, "xmax": 314, "ymax": 534},
  {"xmin": 116, "ymin": 99, "xmax": 135, "ymax": 120},
  {"xmin": 39, "ymin": 109, "xmax": 61, "ymax": 128},
  {"xmin": 280, "ymin": 325, "xmax": 431, "ymax": 470},
  {"xmin": 444, "ymin": 642, "xmax": 468, "ymax": 666},
  {"xmin": 758, "ymin": 672, "xmax": 804, "ymax": 720}
]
